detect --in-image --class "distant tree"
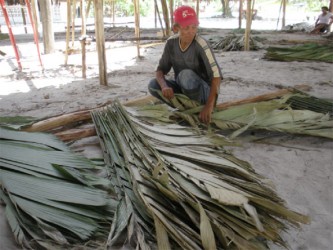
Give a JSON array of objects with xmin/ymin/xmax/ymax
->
[{"xmin": 220, "ymin": 0, "xmax": 232, "ymax": 17}]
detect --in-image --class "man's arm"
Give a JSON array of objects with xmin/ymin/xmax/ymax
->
[
  {"xmin": 156, "ymin": 70, "xmax": 174, "ymax": 99},
  {"xmin": 199, "ymin": 77, "xmax": 221, "ymax": 124}
]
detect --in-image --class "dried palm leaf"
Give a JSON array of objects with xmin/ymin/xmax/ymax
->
[
  {"xmin": 91, "ymin": 100, "xmax": 309, "ymax": 250},
  {"xmin": 0, "ymin": 127, "xmax": 117, "ymax": 249}
]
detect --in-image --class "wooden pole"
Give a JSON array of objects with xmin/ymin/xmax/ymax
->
[
  {"xmin": 196, "ymin": 0, "xmax": 199, "ymax": 20},
  {"xmin": 30, "ymin": 0, "xmax": 39, "ymax": 35},
  {"xmin": 80, "ymin": 37, "xmax": 86, "ymax": 78},
  {"xmin": 238, "ymin": 0, "xmax": 243, "ymax": 29},
  {"xmin": 85, "ymin": 0, "xmax": 91, "ymax": 18},
  {"xmin": 169, "ymin": 0, "xmax": 174, "ymax": 26},
  {"xmin": 244, "ymin": 0, "xmax": 252, "ymax": 51},
  {"xmin": 81, "ymin": 0, "xmax": 86, "ymax": 36},
  {"xmin": 133, "ymin": 0, "xmax": 140, "ymax": 57},
  {"xmin": 65, "ymin": 0, "xmax": 71, "ymax": 65},
  {"xmin": 72, "ymin": 0, "xmax": 77, "ymax": 46},
  {"xmin": 38, "ymin": 0, "xmax": 55, "ymax": 54},
  {"xmin": 282, "ymin": 0, "xmax": 286, "ymax": 28},
  {"xmin": 154, "ymin": 0, "xmax": 165, "ymax": 36},
  {"xmin": 19, "ymin": 0, "xmax": 27, "ymax": 34},
  {"xmin": 111, "ymin": 0, "xmax": 115, "ymax": 26},
  {"xmin": 93, "ymin": 0, "xmax": 108, "ymax": 86},
  {"xmin": 160, "ymin": 0, "xmax": 170, "ymax": 36}
]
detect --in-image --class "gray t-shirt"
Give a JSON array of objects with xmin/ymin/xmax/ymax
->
[{"xmin": 156, "ymin": 33, "xmax": 223, "ymax": 85}]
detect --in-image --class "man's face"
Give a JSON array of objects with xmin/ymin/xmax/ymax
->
[
  {"xmin": 322, "ymin": 8, "xmax": 328, "ymax": 14},
  {"xmin": 178, "ymin": 24, "xmax": 198, "ymax": 44}
]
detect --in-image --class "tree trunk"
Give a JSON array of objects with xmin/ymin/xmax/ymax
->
[
  {"xmin": 220, "ymin": 0, "xmax": 232, "ymax": 17},
  {"xmin": 38, "ymin": 0, "xmax": 55, "ymax": 54},
  {"xmin": 238, "ymin": 0, "xmax": 243, "ymax": 29}
]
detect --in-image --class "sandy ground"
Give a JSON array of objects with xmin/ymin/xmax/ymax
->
[{"xmin": 0, "ymin": 28, "xmax": 332, "ymax": 250}]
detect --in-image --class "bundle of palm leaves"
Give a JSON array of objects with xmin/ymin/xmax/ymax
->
[
  {"xmin": 90, "ymin": 100, "xmax": 309, "ymax": 250},
  {"xmin": 264, "ymin": 43, "xmax": 333, "ymax": 63},
  {"xmin": 151, "ymin": 91, "xmax": 333, "ymax": 139},
  {"xmin": 0, "ymin": 127, "xmax": 117, "ymax": 249},
  {"xmin": 209, "ymin": 34, "xmax": 264, "ymax": 51}
]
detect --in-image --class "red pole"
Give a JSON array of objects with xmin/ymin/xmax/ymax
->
[
  {"xmin": 0, "ymin": 0, "xmax": 22, "ymax": 70},
  {"xmin": 24, "ymin": 0, "xmax": 43, "ymax": 68}
]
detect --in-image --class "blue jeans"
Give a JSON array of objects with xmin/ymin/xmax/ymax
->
[{"xmin": 148, "ymin": 69, "xmax": 210, "ymax": 105}]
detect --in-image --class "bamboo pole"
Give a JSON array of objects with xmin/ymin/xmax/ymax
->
[
  {"xmin": 24, "ymin": 110, "xmax": 92, "ymax": 132},
  {"xmin": 65, "ymin": 0, "xmax": 71, "ymax": 65},
  {"xmin": 93, "ymin": 0, "xmax": 108, "ymax": 86},
  {"xmin": 133, "ymin": 0, "xmax": 140, "ymax": 57},
  {"xmin": 243, "ymin": 0, "xmax": 252, "ymax": 51},
  {"xmin": 216, "ymin": 88, "xmax": 292, "ymax": 110}
]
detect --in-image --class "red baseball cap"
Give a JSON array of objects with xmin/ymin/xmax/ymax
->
[{"xmin": 173, "ymin": 6, "xmax": 199, "ymax": 27}]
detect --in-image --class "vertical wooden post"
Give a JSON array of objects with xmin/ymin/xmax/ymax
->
[
  {"xmin": 244, "ymin": 0, "xmax": 252, "ymax": 51},
  {"xmin": 169, "ymin": 0, "xmax": 174, "ymax": 26},
  {"xmin": 80, "ymin": 38, "xmax": 86, "ymax": 78},
  {"xmin": 133, "ymin": 0, "xmax": 140, "ymax": 58},
  {"xmin": 160, "ymin": 0, "xmax": 170, "ymax": 36},
  {"xmin": 85, "ymin": 0, "xmax": 91, "ymax": 18},
  {"xmin": 65, "ymin": 0, "xmax": 71, "ymax": 65},
  {"xmin": 196, "ymin": 0, "xmax": 199, "ymax": 20},
  {"xmin": 111, "ymin": 0, "xmax": 115, "ymax": 25},
  {"xmin": 80, "ymin": 0, "xmax": 86, "ymax": 78},
  {"xmin": 31, "ymin": 0, "xmax": 39, "ymax": 35},
  {"xmin": 81, "ymin": 0, "xmax": 86, "ymax": 36},
  {"xmin": 93, "ymin": 0, "xmax": 107, "ymax": 86},
  {"xmin": 282, "ymin": 0, "xmax": 286, "ymax": 28},
  {"xmin": 72, "ymin": 0, "xmax": 77, "ymax": 46},
  {"xmin": 238, "ymin": 0, "xmax": 243, "ymax": 29},
  {"xmin": 19, "ymin": 0, "xmax": 27, "ymax": 34}
]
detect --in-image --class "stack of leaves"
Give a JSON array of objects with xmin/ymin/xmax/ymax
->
[
  {"xmin": 91, "ymin": 100, "xmax": 309, "ymax": 250},
  {"xmin": 0, "ymin": 127, "xmax": 117, "ymax": 249},
  {"xmin": 209, "ymin": 34, "xmax": 264, "ymax": 51},
  {"xmin": 264, "ymin": 43, "xmax": 333, "ymax": 63},
  {"xmin": 151, "ymin": 91, "xmax": 333, "ymax": 139}
]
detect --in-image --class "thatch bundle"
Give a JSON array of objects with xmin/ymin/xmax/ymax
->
[{"xmin": 264, "ymin": 43, "xmax": 333, "ymax": 63}]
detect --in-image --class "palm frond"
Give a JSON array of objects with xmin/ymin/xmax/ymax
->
[
  {"xmin": 91, "ymin": 100, "xmax": 309, "ymax": 250},
  {"xmin": 0, "ymin": 127, "xmax": 117, "ymax": 249}
]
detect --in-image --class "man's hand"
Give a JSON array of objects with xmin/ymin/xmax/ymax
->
[
  {"xmin": 162, "ymin": 86, "xmax": 174, "ymax": 99},
  {"xmin": 199, "ymin": 103, "xmax": 214, "ymax": 124}
]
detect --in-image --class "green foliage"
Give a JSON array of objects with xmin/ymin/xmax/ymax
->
[
  {"xmin": 110, "ymin": 0, "xmax": 154, "ymax": 17},
  {"xmin": 264, "ymin": 43, "xmax": 333, "ymax": 63}
]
